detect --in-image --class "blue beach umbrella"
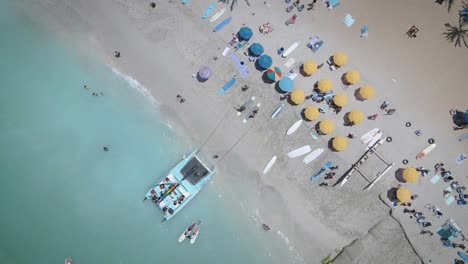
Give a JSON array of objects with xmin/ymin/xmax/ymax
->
[
  {"xmin": 257, "ymin": 55, "xmax": 272, "ymax": 70},
  {"xmin": 278, "ymin": 77, "xmax": 294, "ymax": 92},
  {"xmin": 238, "ymin": 27, "xmax": 253, "ymax": 41},
  {"xmin": 249, "ymin": 43, "xmax": 264, "ymax": 57}
]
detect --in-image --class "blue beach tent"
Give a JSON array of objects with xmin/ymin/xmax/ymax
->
[
  {"xmin": 238, "ymin": 27, "xmax": 253, "ymax": 41},
  {"xmin": 249, "ymin": 43, "xmax": 264, "ymax": 57},
  {"xmin": 257, "ymin": 55, "xmax": 272, "ymax": 70}
]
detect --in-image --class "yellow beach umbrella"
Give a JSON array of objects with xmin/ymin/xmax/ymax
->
[
  {"xmin": 303, "ymin": 60, "xmax": 318, "ymax": 75},
  {"xmin": 317, "ymin": 79, "xmax": 332, "ymax": 93},
  {"xmin": 345, "ymin": 70, "xmax": 361, "ymax": 84},
  {"xmin": 304, "ymin": 106, "xmax": 319, "ymax": 121},
  {"xmin": 402, "ymin": 167, "xmax": 419, "ymax": 183},
  {"xmin": 332, "ymin": 136, "xmax": 348, "ymax": 151},
  {"xmin": 319, "ymin": 120, "xmax": 334, "ymax": 134},
  {"xmin": 359, "ymin": 85, "xmax": 375, "ymax": 100},
  {"xmin": 333, "ymin": 52, "xmax": 348, "ymax": 67},
  {"xmin": 333, "ymin": 93, "xmax": 348, "ymax": 107},
  {"xmin": 290, "ymin": 89, "xmax": 305, "ymax": 105},
  {"xmin": 396, "ymin": 187, "xmax": 411, "ymax": 203},
  {"xmin": 348, "ymin": 110, "xmax": 364, "ymax": 125}
]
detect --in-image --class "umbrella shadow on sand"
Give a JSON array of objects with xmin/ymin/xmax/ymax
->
[
  {"xmin": 196, "ymin": 74, "xmax": 209, "ymax": 82},
  {"xmin": 342, "ymin": 112, "xmax": 352, "ymax": 126},
  {"xmin": 354, "ymin": 88, "xmax": 366, "ymax": 101},
  {"xmin": 262, "ymin": 72, "xmax": 275, "ymax": 84},
  {"xmin": 395, "ymin": 168, "xmax": 405, "ymax": 182},
  {"xmin": 299, "ymin": 65, "xmax": 312, "ymax": 77},
  {"xmin": 387, "ymin": 187, "xmax": 398, "ymax": 202},
  {"xmin": 274, "ymin": 82, "xmax": 289, "ymax": 94}
]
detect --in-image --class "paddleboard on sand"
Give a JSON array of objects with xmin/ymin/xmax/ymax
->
[
  {"xmin": 287, "ymin": 145, "xmax": 311, "ymax": 158},
  {"xmin": 366, "ymin": 132, "xmax": 383, "ymax": 149},
  {"xmin": 217, "ymin": 77, "xmax": 236, "ymax": 95},
  {"xmin": 416, "ymin": 143, "xmax": 436, "ymax": 159},
  {"xmin": 311, "ymin": 161, "xmax": 333, "ymax": 181},
  {"xmin": 263, "ymin": 156, "xmax": 277, "ymax": 174},
  {"xmin": 271, "ymin": 104, "xmax": 285, "ymax": 119},
  {"xmin": 178, "ymin": 222, "xmax": 196, "ymax": 242},
  {"xmin": 210, "ymin": 8, "xmax": 226, "ymax": 22},
  {"xmin": 213, "ymin": 17, "xmax": 232, "ymax": 32},
  {"xmin": 281, "ymin": 41, "xmax": 301, "ymax": 58},
  {"xmin": 287, "ymin": 120, "xmax": 303, "ymax": 135},
  {"xmin": 303, "ymin": 148, "xmax": 324, "ymax": 164},
  {"xmin": 202, "ymin": 3, "xmax": 215, "ymax": 19},
  {"xmin": 360, "ymin": 128, "xmax": 379, "ymax": 143}
]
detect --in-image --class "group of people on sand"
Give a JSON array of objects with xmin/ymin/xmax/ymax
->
[{"xmin": 176, "ymin": 94, "xmax": 186, "ymax": 103}]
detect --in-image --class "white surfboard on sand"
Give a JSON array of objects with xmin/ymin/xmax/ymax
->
[
  {"xmin": 416, "ymin": 143, "xmax": 436, "ymax": 159},
  {"xmin": 210, "ymin": 8, "xmax": 226, "ymax": 22},
  {"xmin": 366, "ymin": 132, "xmax": 383, "ymax": 149},
  {"xmin": 281, "ymin": 41, "xmax": 301, "ymax": 58},
  {"xmin": 360, "ymin": 128, "xmax": 379, "ymax": 143},
  {"xmin": 286, "ymin": 120, "xmax": 303, "ymax": 135},
  {"xmin": 263, "ymin": 156, "xmax": 277, "ymax": 174},
  {"xmin": 303, "ymin": 148, "xmax": 324, "ymax": 164},
  {"xmin": 287, "ymin": 145, "xmax": 311, "ymax": 158}
]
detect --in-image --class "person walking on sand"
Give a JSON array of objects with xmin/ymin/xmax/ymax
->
[
  {"xmin": 368, "ymin": 114, "xmax": 378, "ymax": 120},
  {"xmin": 380, "ymin": 100, "xmax": 389, "ymax": 110},
  {"xmin": 386, "ymin": 108, "xmax": 396, "ymax": 115},
  {"xmin": 347, "ymin": 133, "xmax": 356, "ymax": 139},
  {"xmin": 176, "ymin": 94, "xmax": 181, "ymax": 102}
]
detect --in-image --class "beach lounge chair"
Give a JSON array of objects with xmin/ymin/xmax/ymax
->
[{"xmin": 343, "ymin": 13, "xmax": 355, "ymax": 27}]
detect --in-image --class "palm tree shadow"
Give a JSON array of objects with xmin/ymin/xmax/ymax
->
[
  {"xmin": 218, "ymin": 0, "xmax": 250, "ymax": 11},
  {"xmin": 443, "ymin": 22, "xmax": 468, "ymax": 47}
]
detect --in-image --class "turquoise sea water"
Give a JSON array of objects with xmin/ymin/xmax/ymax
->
[{"xmin": 0, "ymin": 3, "xmax": 294, "ymax": 263}]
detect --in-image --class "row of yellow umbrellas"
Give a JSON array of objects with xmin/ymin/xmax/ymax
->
[
  {"xmin": 396, "ymin": 168, "xmax": 420, "ymax": 202},
  {"xmin": 291, "ymin": 87, "xmax": 374, "ymax": 106}
]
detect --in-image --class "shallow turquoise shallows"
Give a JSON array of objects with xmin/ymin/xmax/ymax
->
[{"xmin": 0, "ymin": 3, "xmax": 287, "ymax": 264}]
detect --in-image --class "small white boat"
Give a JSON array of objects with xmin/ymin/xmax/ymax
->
[
  {"xmin": 178, "ymin": 221, "xmax": 197, "ymax": 242},
  {"xmin": 190, "ymin": 222, "xmax": 202, "ymax": 244}
]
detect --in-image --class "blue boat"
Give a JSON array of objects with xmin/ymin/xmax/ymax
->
[
  {"xmin": 213, "ymin": 17, "xmax": 232, "ymax": 32},
  {"xmin": 202, "ymin": 3, "xmax": 215, "ymax": 19},
  {"xmin": 144, "ymin": 151, "xmax": 214, "ymax": 221},
  {"xmin": 217, "ymin": 77, "xmax": 236, "ymax": 95},
  {"xmin": 310, "ymin": 161, "xmax": 333, "ymax": 181}
]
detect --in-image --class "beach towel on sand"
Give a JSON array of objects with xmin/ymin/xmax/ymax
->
[
  {"xmin": 445, "ymin": 196, "xmax": 455, "ymax": 205},
  {"xmin": 230, "ymin": 53, "xmax": 250, "ymax": 78},
  {"xmin": 431, "ymin": 175, "xmax": 440, "ymax": 184}
]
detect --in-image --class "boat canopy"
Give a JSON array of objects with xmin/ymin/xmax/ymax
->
[{"xmin": 181, "ymin": 155, "xmax": 211, "ymax": 184}]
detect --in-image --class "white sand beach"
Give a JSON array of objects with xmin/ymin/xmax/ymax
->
[{"xmin": 23, "ymin": 0, "xmax": 468, "ymax": 262}]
